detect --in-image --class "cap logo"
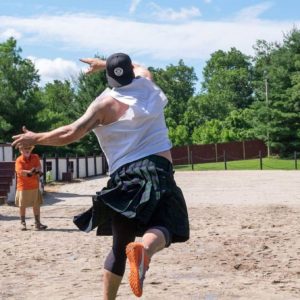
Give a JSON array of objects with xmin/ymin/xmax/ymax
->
[{"xmin": 114, "ymin": 67, "xmax": 124, "ymax": 77}]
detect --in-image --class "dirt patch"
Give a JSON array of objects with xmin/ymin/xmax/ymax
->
[{"xmin": 1, "ymin": 171, "xmax": 299, "ymax": 299}]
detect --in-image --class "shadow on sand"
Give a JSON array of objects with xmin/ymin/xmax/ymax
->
[
  {"xmin": 0, "ymin": 214, "xmax": 20, "ymax": 221},
  {"xmin": 44, "ymin": 191, "xmax": 93, "ymax": 206}
]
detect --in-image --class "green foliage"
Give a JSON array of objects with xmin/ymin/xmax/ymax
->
[
  {"xmin": 202, "ymin": 47, "xmax": 254, "ymax": 109},
  {"xmin": 168, "ymin": 125, "xmax": 190, "ymax": 146},
  {"xmin": 252, "ymin": 28, "xmax": 300, "ymax": 155},
  {"xmin": 36, "ymin": 80, "xmax": 77, "ymax": 156},
  {"xmin": 150, "ymin": 60, "xmax": 197, "ymax": 127},
  {"xmin": 192, "ymin": 119, "xmax": 224, "ymax": 144},
  {"xmin": 38, "ymin": 80, "xmax": 75, "ymax": 129},
  {"xmin": 0, "ymin": 38, "xmax": 41, "ymax": 142}
]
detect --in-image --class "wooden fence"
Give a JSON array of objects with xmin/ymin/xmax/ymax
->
[{"xmin": 171, "ymin": 140, "xmax": 267, "ymax": 165}]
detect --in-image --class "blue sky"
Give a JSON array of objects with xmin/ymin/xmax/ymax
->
[{"xmin": 1, "ymin": 0, "xmax": 300, "ymax": 86}]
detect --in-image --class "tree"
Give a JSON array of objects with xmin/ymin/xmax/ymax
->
[
  {"xmin": 36, "ymin": 80, "xmax": 76, "ymax": 156},
  {"xmin": 38, "ymin": 80, "xmax": 75, "ymax": 129},
  {"xmin": 252, "ymin": 28, "xmax": 300, "ymax": 155},
  {"xmin": 168, "ymin": 125, "xmax": 190, "ymax": 146},
  {"xmin": 192, "ymin": 119, "xmax": 224, "ymax": 144},
  {"xmin": 202, "ymin": 48, "xmax": 254, "ymax": 110},
  {"xmin": 222, "ymin": 109, "xmax": 256, "ymax": 141},
  {"xmin": 0, "ymin": 38, "xmax": 42, "ymax": 142},
  {"xmin": 183, "ymin": 93, "xmax": 233, "ymax": 136},
  {"xmin": 150, "ymin": 60, "xmax": 197, "ymax": 127}
]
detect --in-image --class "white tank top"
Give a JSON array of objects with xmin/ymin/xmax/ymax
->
[{"xmin": 93, "ymin": 77, "xmax": 172, "ymax": 174}]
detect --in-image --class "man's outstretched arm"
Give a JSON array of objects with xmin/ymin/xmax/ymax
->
[
  {"xmin": 12, "ymin": 100, "xmax": 104, "ymax": 148},
  {"xmin": 80, "ymin": 58, "xmax": 153, "ymax": 80}
]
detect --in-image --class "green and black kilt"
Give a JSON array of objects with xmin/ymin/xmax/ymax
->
[{"xmin": 74, "ymin": 155, "xmax": 189, "ymax": 244}]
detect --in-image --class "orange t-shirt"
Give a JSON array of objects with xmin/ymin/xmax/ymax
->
[{"xmin": 15, "ymin": 154, "xmax": 41, "ymax": 191}]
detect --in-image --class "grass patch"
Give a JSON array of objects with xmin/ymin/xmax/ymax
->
[{"xmin": 174, "ymin": 157, "xmax": 298, "ymax": 171}]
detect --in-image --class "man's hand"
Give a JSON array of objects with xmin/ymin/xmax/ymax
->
[
  {"xmin": 80, "ymin": 58, "xmax": 106, "ymax": 74},
  {"xmin": 12, "ymin": 126, "xmax": 37, "ymax": 148}
]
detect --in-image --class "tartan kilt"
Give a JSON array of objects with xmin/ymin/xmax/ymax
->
[{"xmin": 74, "ymin": 155, "xmax": 189, "ymax": 244}]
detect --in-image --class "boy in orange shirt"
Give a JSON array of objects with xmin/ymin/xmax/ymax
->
[{"xmin": 15, "ymin": 146, "xmax": 47, "ymax": 231}]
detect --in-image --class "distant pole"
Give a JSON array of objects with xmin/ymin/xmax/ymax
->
[
  {"xmin": 191, "ymin": 151, "xmax": 194, "ymax": 171},
  {"xmin": 76, "ymin": 154, "xmax": 79, "ymax": 178},
  {"xmin": 295, "ymin": 151, "xmax": 298, "ymax": 170},
  {"xmin": 224, "ymin": 150, "xmax": 227, "ymax": 170},
  {"xmin": 85, "ymin": 155, "xmax": 88, "ymax": 177},
  {"xmin": 259, "ymin": 151, "xmax": 263, "ymax": 170},
  {"xmin": 55, "ymin": 153, "xmax": 59, "ymax": 181},
  {"xmin": 264, "ymin": 73, "xmax": 271, "ymax": 157},
  {"xmin": 66, "ymin": 155, "xmax": 69, "ymax": 172},
  {"xmin": 93, "ymin": 153, "xmax": 97, "ymax": 175},
  {"xmin": 42, "ymin": 154, "xmax": 47, "ymax": 182}
]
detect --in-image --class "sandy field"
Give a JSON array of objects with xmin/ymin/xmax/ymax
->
[{"xmin": 1, "ymin": 171, "xmax": 300, "ymax": 300}]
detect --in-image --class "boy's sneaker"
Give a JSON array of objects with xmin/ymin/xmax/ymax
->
[
  {"xmin": 126, "ymin": 242, "xmax": 150, "ymax": 297},
  {"xmin": 35, "ymin": 223, "xmax": 48, "ymax": 230},
  {"xmin": 20, "ymin": 221, "xmax": 27, "ymax": 231}
]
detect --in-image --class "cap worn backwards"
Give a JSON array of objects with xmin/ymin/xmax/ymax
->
[{"xmin": 106, "ymin": 53, "xmax": 135, "ymax": 88}]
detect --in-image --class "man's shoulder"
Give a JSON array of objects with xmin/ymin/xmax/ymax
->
[
  {"xmin": 93, "ymin": 93, "xmax": 125, "ymax": 109},
  {"xmin": 92, "ymin": 92, "xmax": 115, "ymax": 106}
]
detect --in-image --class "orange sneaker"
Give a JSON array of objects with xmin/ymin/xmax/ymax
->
[{"xmin": 126, "ymin": 242, "xmax": 150, "ymax": 297}]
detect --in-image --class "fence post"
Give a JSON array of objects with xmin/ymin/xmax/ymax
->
[
  {"xmin": 191, "ymin": 151, "xmax": 194, "ymax": 170},
  {"xmin": 187, "ymin": 145, "xmax": 190, "ymax": 165},
  {"xmin": 259, "ymin": 151, "xmax": 263, "ymax": 170},
  {"xmin": 66, "ymin": 155, "xmax": 69, "ymax": 172},
  {"xmin": 242, "ymin": 140, "xmax": 246, "ymax": 160},
  {"xmin": 215, "ymin": 143, "xmax": 218, "ymax": 162},
  {"xmin": 295, "ymin": 151, "xmax": 298, "ymax": 170},
  {"xmin": 55, "ymin": 153, "xmax": 59, "ymax": 181},
  {"xmin": 76, "ymin": 154, "xmax": 79, "ymax": 178},
  {"xmin": 224, "ymin": 150, "xmax": 227, "ymax": 170},
  {"xmin": 42, "ymin": 154, "xmax": 47, "ymax": 183},
  {"xmin": 85, "ymin": 155, "xmax": 88, "ymax": 177},
  {"xmin": 93, "ymin": 153, "xmax": 97, "ymax": 176}
]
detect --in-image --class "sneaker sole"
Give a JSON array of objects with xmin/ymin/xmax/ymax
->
[{"xmin": 126, "ymin": 243, "xmax": 144, "ymax": 297}]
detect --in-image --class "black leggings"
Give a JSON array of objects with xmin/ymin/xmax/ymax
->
[{"xmin": 104, "ymin": 213, "xmax": 171, "ymax": 276}]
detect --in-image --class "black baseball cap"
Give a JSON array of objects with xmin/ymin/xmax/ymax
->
[{"xmin": 106, "ymin": 53, "xmax": 135, "ymax": 88}]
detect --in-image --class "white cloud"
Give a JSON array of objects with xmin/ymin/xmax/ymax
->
[
  {"xmin": 129, "ymin": 0, "xmax": 141, "ymax": 14},
  {"xmin": 0, "ymin": 28, "xmax": 22, "ymax": 40},
  {"xmin": 149, "ymin": 3, "xmax": 201, "ymax": 21},
  {"xmin": 1, "ymin": 14, "xmax": 297, "ymax": 58},
  {"xmin": 235, "ymin": 2, "xmax": 273, "ymax": 21},
  {"xmin": 0, "ymin": 13, "xmax": 299, "ymax": 84},
  {"xmin": 28, "ymin": 56, "xmax": 82, "ymax": 85}
]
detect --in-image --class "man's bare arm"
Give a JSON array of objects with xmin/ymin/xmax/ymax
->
[
  {"xmin": 80, "ymin": 58, "xmax": 106, "ymax": 74},
  {"xmin": 12, "ymin": 100, "xmax": 104, "ymax": 148},
  {"xmin": 132, "ymin": 63, "xmax": 153, "ymax": 81},
  {"xmin": 80, "ymin": 57, "xmax": 153, "ymax": 80}
]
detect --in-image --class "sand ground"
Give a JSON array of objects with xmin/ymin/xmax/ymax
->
[{"xmin": 1, "ymin": 171, "xmax": 300, "ymax": 300}]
